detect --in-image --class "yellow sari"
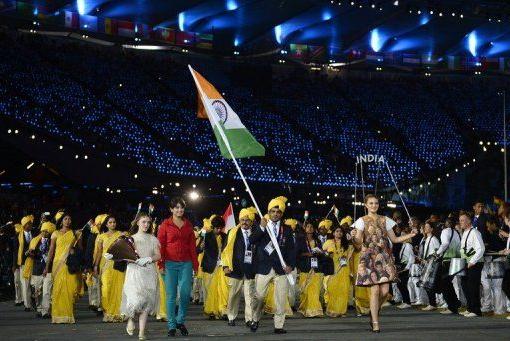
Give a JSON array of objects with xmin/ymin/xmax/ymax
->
[
  {"xmin": 51, "ymin": 230, "xmax": 82, "ymax": 323},
  {"xmin": 323, "ymin": 240, "xmax": 352, "ymax": 317},
  {"xmin": 297, "ymin": 239, "xmax": 324, "ymax": 318},
  {"xmin": 351, "ymin": 249, "xmax": 370, "ymax": 314},
  {"xmin": 156, "ymin": 270, "xmax": 167, "ymax": 321},
  {"xmin": 98, "ymin": 231, "xmax": 126, "ymax": 322},
  {"xmin": 203, "ymin": 235, "xmax": 229, "ymax": 318}
]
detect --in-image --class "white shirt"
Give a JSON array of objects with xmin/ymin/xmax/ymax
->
[
  {"xmin": 319, "ymin": 235, "xmax": 327, "ymax": 245},
  {"xmin": 423, "ymin": 235, "xmax": 440, "ymax": 258},
  {"xmin": 354, "ymin": 216, "xmax": 396, "ymax": 231},
  {"xmin": 399, "ymin": 242, "xmax": 415, "ymax": 271},
  {"xmin": 436, "ymin": 227, "xmax": 461, "ymax": 256},
  {"xmin": 242, "ymin": 229, "xmax": 251, "ymax": 248},
  {"xmin": 460, "ymin": 226, "xmax": 485, "ymax": 265},
  {"xmin": 24, "ymin": 231, "xmax": 32, "ymax": 242}
]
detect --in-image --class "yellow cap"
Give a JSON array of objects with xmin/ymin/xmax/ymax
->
[
  {"xmin": 267, "ymin": 196, "xmax": 288, "ymax": 213},
  {"xmin": 318, "ymin": 219, "xmax": 333, "ymax": 232},
  {"xmin": 21, "ymin": 215, "xmax": 34, "ymax": 227},
  {"xmin": 55, "ymin": 210, "xmax": 65, "ymax": 222},
  {"xmin": 41, "ymin": 222, "xmax": 56, "ymax": 234},
  {"xmin": 284, "ymin": 218, "xmax": 298, "ymax": 230},
  {"xmin": 239, "ymin": 207, "xmax": 257, "ymax": 221},
  {"xmin": 340, "ymin": 216, "xmax": 353, "ymax": 226}
]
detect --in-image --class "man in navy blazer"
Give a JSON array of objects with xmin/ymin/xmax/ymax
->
[{"xmin": 249, "ymin": 196, "xmax": 295, "ymax": 334}]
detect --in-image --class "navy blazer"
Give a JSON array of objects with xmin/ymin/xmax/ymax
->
[
  {"xmin": 249, "ymin": 222, "xmax": 296, "ymax": 275},
  {"xmin": 225, "ymin": 227, "xmax": 256, "ymax": 280},
  {"xmin": 201, "ymin": 231, "xmax": 227, "ymax": 274}
]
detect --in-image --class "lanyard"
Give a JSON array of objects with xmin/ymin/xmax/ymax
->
[
  {"xmin": 424, "ymin": 236, "xmax": 433, "ymax": 258},
  {"xmin": 463, "ymin": 228, "xmax": 473, "ymax": 254},
  {"xmin": 306, "ymin": 238, "xmax": 315, "ymax": 253}
]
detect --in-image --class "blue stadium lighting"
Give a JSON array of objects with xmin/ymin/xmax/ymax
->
[
  {"xmin": 234, "ymin": 36, "xmax": 240, "ymax": 46},
  {"xmin": 322, "ymin": 10, "xmax": 332, "ymax": 21},
  {"xmin": 178, "ymin": 12, "xmax": 185, "ymax": 31},
  {"xmin": 226, "ymin": 0, "xmax": 238, "ymax": 11},
  {"xmin": 468, "ymin": 31, "xmax": 477, "ymax": 56},
  {"xmin": 370, "ymin": 29, "xmax": 382, "ymax": 52},
  {"xmin": 419, "ymin": 14, "xmax": 430, "ymax": 26},
  {"xmin": 274, "ymin": 25, "xmax": 282, "ymax": 44},
  {"xmin": 33, "ymin": 8, "xmax": 38, "ymax": 16},
  {"xmin": 77, "ymin": 0, "xmax": 85, "ymax": 15}
]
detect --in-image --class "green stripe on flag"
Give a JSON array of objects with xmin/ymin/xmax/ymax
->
[{"xmin": 212, "ymin": 126, "xmax": 265, "ymax": 159}]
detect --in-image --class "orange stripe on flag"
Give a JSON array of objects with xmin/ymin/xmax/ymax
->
[{"xmin": 191, "ymin": 68, "xmax": 223, "ymax": 119}]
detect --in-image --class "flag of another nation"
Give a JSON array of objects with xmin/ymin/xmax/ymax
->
[
  {"xmin": 65, "ymin": 11, "xmax": 79, "ymax": 29},
  {"xmin": 188, "ymin": 65, "xmax": 265, "ymax": 159},
  {"xmin": 117, "ymin": 20, "xmax": 135, "ymax": 37},
  {"xmin": 223, "ymin": 203, "xmax": 236, "ymax": 232}
]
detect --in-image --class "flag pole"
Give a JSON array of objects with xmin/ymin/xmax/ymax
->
[{"xmin": 189, "ymin": 65, "xmax": 294, "ymax": 285}]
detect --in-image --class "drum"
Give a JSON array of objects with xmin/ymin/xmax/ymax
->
[
  {"xmin": 448, "ymin": 258, "xmax": 466, "ymax": 277},
  {"xmin": 488, "ymin": 261, "xmax": 506, "ymax": 279},
  {"xmin": 418, "ymin": 258, "xmax": 440, "ymax": 290},
  {"xmin": 410, "ymin": 263, "xmax": 422, "ymax": 278}
]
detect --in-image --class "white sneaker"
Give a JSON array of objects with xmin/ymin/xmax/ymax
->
[
  {"xmin": 464, "ymin": 312, "xmax": 479, "ymax": 317},
  {"xmin": 421, "ymin": 305, "xmax": 436, "ymax": 311},
  {"xmin": 382, "ymin": 301, "xmax": 391, "ymax": 307},
  {"xmin": 398, "ymin": 303, "xmax": 412, "ymax": 309},
  {"xmin": 411, "ymin": 301, "xmax": 423, "ymax": 306},
  {"xmin": 459, "ymin": 310, "xmax": 469, "ymax": 316},
  {"xmin": 506, "ymin": 315, "xmax": 510, "ymax": 320},
  {"xmin": 439, "ymin": 303, "xmax": 448, "ymax": 309},
  {"xmin": 440, "ymin": 309, "xmax": 453, "ymax": 315}
]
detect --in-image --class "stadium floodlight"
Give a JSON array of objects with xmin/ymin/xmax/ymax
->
[
  {"xmin": 189, "ymin": 191, "xmax": 200, "ymax": 201},
  {"xmin": 393, "ymin": 1, "xmax": 398, "ymax": 6}
]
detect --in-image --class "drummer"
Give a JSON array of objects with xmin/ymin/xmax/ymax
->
[
  {"xmin": 436, "ymin": 218, "xmax": 461, "ymax": 315},
  {"xmin": 458, "ymin": 212, "xmax": 485, "ymax": 317},
  {"xmin": 484, "ymin": 217, "xmax": 507, "ymax": 315},
  {"xmin": 419, "ymin": 221, "xmax": 441, "ymax": 312}
]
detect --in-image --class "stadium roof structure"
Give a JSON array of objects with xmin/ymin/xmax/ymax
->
[{"xmin": 9, "ymin": 0, "xmax": 510, "ymax": 57}]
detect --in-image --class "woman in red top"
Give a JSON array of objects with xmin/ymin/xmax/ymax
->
[{"xmin": 157, "ymin": 197, "xmax": 198, "ymax": 337}]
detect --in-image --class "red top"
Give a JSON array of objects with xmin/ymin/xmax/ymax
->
[{"xmin": 157, "ymin": 217, "xmax": 198, "ymax": 271}]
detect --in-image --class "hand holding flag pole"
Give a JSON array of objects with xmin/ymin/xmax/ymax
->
[{"xmin": 189, "ymin": 65, "xmax": 294, "ymax": 285}]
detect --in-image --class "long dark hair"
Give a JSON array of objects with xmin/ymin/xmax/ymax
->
[
  {"xmin": 100, "ymin": 215, "xmax": 115, "ymax": 233},
  {"xmin": 332, "ymin": 226, "xmax": 349, "ymax": 250},
  {"xmin": 56, "ymin": 212, "xmax": 71, "ymax": 230},
  {"xmin": 129, "ymin": 212, "xmax": 151, "ymax": 235}
]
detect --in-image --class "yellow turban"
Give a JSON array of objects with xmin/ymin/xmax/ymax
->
[
  {"xmin": 55, "ymin": 210, "xmax": 65, "ymax": 222},
  {"xmin": 203, "ymin": 218, "xmax": 212, "ymax": 232},
  {"xmin": 267, "ymin": 196, "xmax": 288, "ymax": 213},
  {"xmin": 14, "ymin": 223, "xmax": 23, "ymax": 234},
  {"xmin": 319, "ymin": 219, "xmax": 333, "ymax": 232},
  {"xmin": 239, "ymin": 207, "xmax": 257, "ymax": 221},
  {"xmin": 94, "ymin": 214, "xmax": 108, "ymax": 226},
  {"xmin": 340, "ymin": 216, "xmax": 353, "ymax": 226},
  {"xmin": 21, "ymin": 215, "xmax": 34, "ymax": 227},
  {"xmin": 41, "ymin": 222, "xmax": 56, "ymax": 234},
  {"xmin": 284, "ymin": 218, "xmax": 298, "ymax": 230}
]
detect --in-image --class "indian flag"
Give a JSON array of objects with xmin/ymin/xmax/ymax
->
[{"xmin": 188, "ymin": 65, "xmax": 265, "ymax": 159}]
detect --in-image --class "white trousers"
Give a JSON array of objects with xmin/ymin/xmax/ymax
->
[
  {"xmin": 452, "ymin": 275, "xmax": 467, "ymax": 307},
  {"xmin": 481, "ymin": 259, "xmax": 493, "ymax": 312},
  {"xmin": 14, "ymin": 268, "xmax": 22, "ymax": 304},
  {"xmin": 88, "ymin": 275, "xmax": 101, "ymax": 308},
  {"xmin": 31, "ymin": 274, "xmax": 52, "ymax": 315},
  {"xmin": 287, "ymin": 268, "xmax": 298, "ymax": 308},
  {"xmin": 226, "ymin": 276, "xmax": 255, "ymax": 322},
  {"xmin": 20, "ymin": 265, "xmax": 32, "ymax": 309},
  {"xmin": 253, "ymin": 269, "xmax": 289, "ymax": 329}
]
